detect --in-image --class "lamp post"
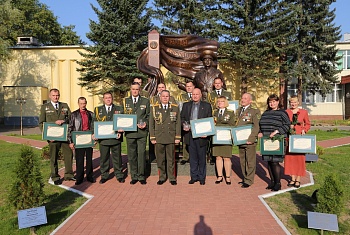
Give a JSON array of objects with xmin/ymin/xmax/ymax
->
[{"xmin": 16, "ymin": 97, "xmax": 26, "ymax": 136}]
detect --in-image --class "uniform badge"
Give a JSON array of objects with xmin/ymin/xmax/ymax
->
[
  {"xmin": 170, "ymin": 112, "xmax": 177, "ymax": 121},
  {"xmin": 140, "ymin": 105, "xmax": 146, "ymax": 110}
]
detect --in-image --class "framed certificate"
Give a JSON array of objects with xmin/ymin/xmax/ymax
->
[
  {"xmin": 72, "ymin": 131, "xmax": 94, "ymax": 148},
  {"xmin": 231, "ymin": 125, "xmax": 252, "ymax": 145},
  {"xmin": 42, "ymin": 122, "xmax": 68, "ymax": 141},
  {"xmin": 289, "ymin": 134, "xmax": 316, "ymax": 154},
  {"xmin": 113, "ymin": 114, "xmax": 137, "ymax": 131},
  {"xmin": 94, "ymin": 121, "xmax": 117, "ymax": 139},
  {"xmin": 227, "ymin": 100, "xmax": 240, "ymax": 112},
  {"xmin": 212, "ymin": 127, "xmax": 232, "ymax": 145},
  {"xmin": 259, "ymin": 136, "xmax": 284, "ymax": 155},
  {"xmin": 190, "ymin": 117, "xmax": 216, "ymax": 138}
]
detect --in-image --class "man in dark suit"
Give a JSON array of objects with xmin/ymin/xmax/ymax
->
[
  {"xmin": 123, "ymin": 82, "xmax": 150, "ymax": 185},
  {"xmin": 68, "ymin": 97, "xmax": 95, "ymax": 185},
  {"xmin": 181, "ymin": 88, "xmax": 212, "ymax": 185},
  {"xmin": 236, "ymin": 93, "xmax": 261, "ymax": 188},
  {"xmin": 39, "ymin": 88, "xmax": 74, "ymax": 185},
  {"xmin": 93, "ymin": 92, "xmax": 125, "ymax": 184},
  {"xmin": 207, "ymin": 77, "xmax": 232, "ymax": 107}
]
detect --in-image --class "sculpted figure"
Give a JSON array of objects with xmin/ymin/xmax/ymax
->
[{"xmin": 193, "ymin": 50, "xmax": 225, "ymax": 100}]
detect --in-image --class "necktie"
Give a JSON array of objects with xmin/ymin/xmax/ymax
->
[
  {"xmin": 134, "ymin": 97, "xmax": 137, "ymax": 104},
  {"xmin": 107, "ymin": 106, "xmax": 111, "ymax": 113},
  {"xmin": 55, "ymin": 103, "xmax": 59, "ymax": 113},
  {"xmin": 217, "ymin": 90, "xmax": 220, "ymax": 96},
  {"xmin": 189, "ymin": 93, "xmax": 192, "ymax": 99},
  {"xmin": 240, "ymin": 107, "xmax": 245, "ymax": 116},
  {"xmin": 219, "ymin": 109, "xmax": 223, "ymax": 117}
]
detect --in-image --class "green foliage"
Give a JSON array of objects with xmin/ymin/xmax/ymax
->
[
  {"xmin": 315, "ymin": 173, "xmax": 344, "ymax": 215},
  {"xmin": 9, "ymin": 145, "xmax": 45, "ymax": 210},
  {"xmin": 316, "ymin": 145, "xmax": 324, "ymax": 156},
  {"xmin": 77, "ymin": 0, "xmax": 153, "ymax": 95}
]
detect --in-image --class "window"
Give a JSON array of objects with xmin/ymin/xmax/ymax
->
[
  {"xmin": 287, "ymin": 83, "xmax": 342, "ymax": 103},
  {"xmin": 337, "ymin": 50, "xmax": 350, "ymax": 70}
]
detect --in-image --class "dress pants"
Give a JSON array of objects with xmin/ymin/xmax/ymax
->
[
  {"xmin": 127, "ymin": 137, "xmax": 147, "ymax": 181},
  {"xmin": 189, "ymin": 137, "xmax": 207, "ymax": 181},
  {"xmin": 75, "ymin": 147, "xmax": 93, "ymax": 182},
  {"xmin": 155, "ymin": 143, "xmax": 176, "ymax": 181},
  {"xmin": 49, "ymin": 141, "xmax": 73, "ymax": 181},
  {"xmin": 238, "ymin": 143, "xmax": 257, "ymax": 185},
  {"xmin": 99, "ymin": 143, "xmax": 123, "ymax": 180}
]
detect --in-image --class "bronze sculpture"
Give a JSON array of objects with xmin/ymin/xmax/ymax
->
[{"xmin": 137, "ymin": 33, "xmax": 223, "ymax": 97}]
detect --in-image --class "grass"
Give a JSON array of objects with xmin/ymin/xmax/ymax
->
[
  {"xmin": 265, "ymin": 145, "xmax": 350, "ymax": 234},
  {"xmin": 0, "ymin": 141, "xmax": 86, "ymax": 235}
]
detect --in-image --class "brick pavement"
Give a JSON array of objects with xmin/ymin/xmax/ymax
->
[{"xmin": 1, "ymin": 130, "xmax": 349, "ymax": 235}]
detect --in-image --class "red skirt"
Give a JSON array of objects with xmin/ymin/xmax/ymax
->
[{"xmin": 284, "ymin": 154, "xmax": 306, "ymax": 176}]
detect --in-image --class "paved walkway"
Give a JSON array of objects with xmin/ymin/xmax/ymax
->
[{"xmin": 1, "ymin": 127, "xmax": 350, "ymax": 235}]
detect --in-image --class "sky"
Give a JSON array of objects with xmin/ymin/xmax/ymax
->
[{"xmin": 41, "ymin": 0, "xmax": 350, "ymax": 44}]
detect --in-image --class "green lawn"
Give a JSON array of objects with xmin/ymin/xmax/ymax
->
[
  {"xmin": 265, "ymin": 144, "xmax": 350, "ymax": 234},
  {"xmin": 0, "ymin": 141, "xmax": 86, "ymax": 235}
]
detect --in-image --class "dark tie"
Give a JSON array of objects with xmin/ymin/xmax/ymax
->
[
  {"xmin": 134, "ymin": 98, "xmax": 137, "ymax": 104},
  {"xmin": 107, "ymin": 106, "xmax": 111, "ymax": 113},
  {"xmin": 219, "ymin": 110, "xmax": 223, "ymax": 117},
  {"xmin": 217, "ymin": 90, "xmax": 220, "ymax": 96},
  {"xmin": 189, "ymin": 93, "xmax": 192, "ymax": 99},
  {"xmin": 164, "ymin": 105, "xmax": 167, "ymax": 110},
  {"xmin": 240, "ymin": 107, "xmax": 245, "ymax": 116},
  {"xmin": 55, "ymin": 103, "xmax": 59, "ymax": 113}
]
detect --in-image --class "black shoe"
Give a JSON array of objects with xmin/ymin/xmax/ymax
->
[
  {"xmin": 209, "ymin": 159, "xmax": 215, "ymax": 165},
  {"xmin": 215, "ymin": 176, "xmax": 223, "ymax": 184},
  {"xmin": 180, "ymin": 160, "xmax": 187, "ymax": 165},
  {"xmin": 241, "ymin": 183, "xmax": 250, "ymax": 188},
  {"xmin": 157, "ymin": 180, "xmax": 165, "ymax": 185},
  {"xmin": 99, "ymin": 178, "xmax": 107, "ymax": 184},
  {"xmin": 266, "ymin": 181, "xmax": 275, "ymax": 190},
  {"xmin": 130, "ymin": 180, "xmax": 138, "ymax": 185},
  {"xmin": 188, "ymin": 179, "xmax": 197, "ymax": 184},
  {"xmin": 54, "ymin": 180, "xmax": 62, "ymax": 185},
  {"xmin": 170, "ymin": 181, "xmax": 177, "ymax": 185},
  {"xmin": 287, "ymin": 181, "xmax": 296, "ymax": 187},
  {"xmin": 238, "ymin": 181, "xmax": 244, "ymax": 185},
  {"xmin": 117, "ymin": 178, "xmax": 125, "ymax": 183},
  {"xmin": 87, "ymin": 178, "xmax": 96, "ymax": 183},
  {"xmin": 200, "ymin": 181, "xmax": 205, "ymax": 185},
  {"xmin": 65, "ymin": 177, "xmax": 76, "ymax": 181},
  {"xmin": 140, "ymin": 180, "xmax": 147, "ymax": 185},
  {"xmin": 75, "ymin": 181, "xmax": 83, "ymax": 185},
  {"xmin": 271, "ymin": 183, "xmax": 281, "ymax": 191},
  {"xmin": 294, "ymin": 181, "xmax": 301, "ymax": 188},
  {"xmin": 225, "ymin": 177, "xmax": 231, "ymax": 185}
]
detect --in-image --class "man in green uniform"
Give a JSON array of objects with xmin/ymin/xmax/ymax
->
[
  {"xmin": 93, "ymin": 92, "xmax": 125, "ymax": 184},
  {"xmin": 176, "ymin": 81, "xmax": 195, "ymax": 165},
  {"xmin": 236, "ymin": 93, "xmax": 261, "ymax": 188},
  {"xmin": 149, "ymin": 90, "xmax": 181, "ymax": 185},
  {"xmin": 39, "ymin": 88, "xmax": 74, "ymax": 185},
  {"xmin": 123, "ymin": 82, "xmax": 150, "ymax": 185},
  {"xmin": 207, "ymin": 77, "xmax": 232, "ymax": 108},
  {"xmin": 150, "ymin": 83, "xmax": 176, "ymax": 106}
]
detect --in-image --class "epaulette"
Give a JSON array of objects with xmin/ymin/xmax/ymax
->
[{"xmin": 170, "ymin": 103, "xmax": 178, "ymax": 107}]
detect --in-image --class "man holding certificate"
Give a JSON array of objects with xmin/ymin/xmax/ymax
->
[
  {"xmin": 93, "ymin": 92, "xmax": 125, "ymax": 184},
  {"xmin": 68, "ymin": 97, "xmax": 95, "ymax": 185},
  {"xmin": 236, "ymin": 93, "xmax": 261, "ymax": 188},
  {"xmin": 39, "ymin": 88, "xmax": 74, "ymax": 185},
  {"xmin": 123, "ymin": 82, "xmax": 150, "ymax": 185},
  {"xmin": 181, "ymin": 88, "xmax": 212, "ymax": 185},
  {"xmin": 149, "ymin": 90, "xmax": 181, "ymax": 185}
]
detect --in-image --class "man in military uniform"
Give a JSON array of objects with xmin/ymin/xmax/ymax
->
[
  {"xmin": 176, "ymin": 81, "xmax": 195, "ymax": 165},
  {"xmin": 39, "ymin": 88, "xmax": 74, "ymax": 185},
  {"xmin": 150, "ymin": 83, "xmax": 176, "ymax": 106},
  {"xmin": 207, "ymin": 77, "xmax": 232, "ymax": 108},
  {"xmin": 123, "ymin": 82, "xmax": 150, "ymax": 185},
  {"xmin": 93, "ymin": 91, "xmax": 125, "ymax": 184},
  {"xmin": 194, "ymin": 50, "xmax": 225, "ymax": 100},
  {"xmin": 236, "ymin": 93, "xmax": 261, "ymax": 188},
  {"xmin": 149, "ymin": 90, "xmax": 181, "ymax": 185},
  {"xmin": 126, "ymin": 77, "xmax": 149, "ymax": 98}
]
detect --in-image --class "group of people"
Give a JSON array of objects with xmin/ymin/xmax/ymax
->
[{"xmin": 39, "ymin": 77, "xmax": 310, "ymax": 190}]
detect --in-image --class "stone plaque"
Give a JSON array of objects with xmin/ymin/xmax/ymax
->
[
  {"xmin": 308, "ymin": 211, "xmax": 339, "ymax": 232},
  {"xmin": 148, "ymin": 29, "xmax": 159, "ymax": 68}
]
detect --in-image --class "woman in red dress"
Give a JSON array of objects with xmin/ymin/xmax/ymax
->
[{"xmin": 284, "ymin": 95, "xmax": 311, "ymax": 188}]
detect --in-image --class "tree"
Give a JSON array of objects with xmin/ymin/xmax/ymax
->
[
  {"xmin": 151, "ymin": 0, "xmax": 220, "ymax": 39},
  {"xmin": 283, "ymin": 0, "xmax": 341, "ymax": 101},
  {"xmin": 217, "ymin": 0, "xmax": 292, "ymax": 95},
  {"xmin": 77, "ymin": 0, "xmax": 153, "ymax": 95}
]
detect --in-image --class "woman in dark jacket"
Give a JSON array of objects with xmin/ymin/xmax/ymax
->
[{"xmin": 258, "ymin": 94, "xmax": 290, "ymax": 191}]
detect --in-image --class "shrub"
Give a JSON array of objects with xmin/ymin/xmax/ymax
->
[
  {"xmin": 315, "ymin": 173, "xmax": 344, "ymax": 215},
  {"xmin": 9, "ymin": 145, "xmax": 45, "ymax": 210},
  {"xmin": 316, "ymin": 145, "xmax": 324, "ymax": 156}
]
